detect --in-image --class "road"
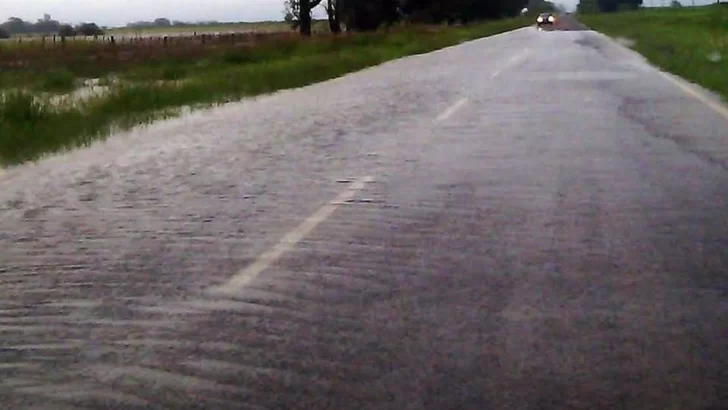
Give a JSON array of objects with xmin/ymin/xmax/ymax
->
[{"xmin": 2, "ymin": 17, "xmax": 728, "ymax": 410}]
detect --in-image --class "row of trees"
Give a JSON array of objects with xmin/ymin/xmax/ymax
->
[
  {"xmin": 524, "ymin": 0, "xmax": 560, "ymax": 14},
  {"xmin": 125, "ymin": 18, "xmax": 203, "ymax": 28},
  {"xmin": 577, "ymin": 0, "xmax": 642, "ymax": 12},
  {"xmin": 0, "ymin": 15, "xmax": 104, "ymax": 38},
  {"xmin": 284, "ymin": 0, "xmax": 536, "ymax": 35}
]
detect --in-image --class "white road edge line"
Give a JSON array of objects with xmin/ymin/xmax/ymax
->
[
  {"xmin": 659, "ymin": 72, "xmax": 728, "ymax": 122},
  {"xmin": 208, "ymin": 176, "xmax": 375, "ymax": 296},
  {"xmin": 436, "ymin": 98, "xmax": 469, "ymax": 121},
  {"xmin": 596, "ymin": 31, "xmax": 728, "ymax": 121}
]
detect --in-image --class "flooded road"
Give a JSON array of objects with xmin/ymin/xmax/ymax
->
[{"xmin": 1, "ymin": 21, "xmax": 728, "ymax": 410}]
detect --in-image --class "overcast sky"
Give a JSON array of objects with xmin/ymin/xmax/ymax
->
[
  {"xmin": 0, "ymin": 0, "xmax": 718, "ymax": 27},
  {"xmin": 0, "ymin": 0, "xmax": 298, "ymax": 27}
]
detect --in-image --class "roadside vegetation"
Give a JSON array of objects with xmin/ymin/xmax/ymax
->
[
  {"xmin": 0, "ymin": 18, "xmax": 530, "ymax": 165},
  {"xmin": 107, "ymin": 21, "xmax": 323, "ymax": 36},
  {"xmin": 1, "ymin": 0, "xmax": 564, "ymax": 165},
  {"xmin": 578, "ymin": 5, "xmax": 728, "ymax": 100}
]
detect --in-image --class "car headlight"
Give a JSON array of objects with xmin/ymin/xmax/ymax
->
[
  {"xmin": 548, "ymin": 16, "xmax": 555, "ymax": 22},
  {"xmin": 537, "ymin": 17, "xmax": 543, "ymax": 22}
]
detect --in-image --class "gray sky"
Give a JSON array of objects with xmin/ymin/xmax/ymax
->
[
  {"xmin": 0, "ymin": 0, "xmax": 296, "ymax": 27},
  {"xmin": 0, "ymin": 0, "xmax": 718, "ymax": 27}
]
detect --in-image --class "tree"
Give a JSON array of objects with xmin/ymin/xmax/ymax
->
[
  {"xmin": 342, "ymin": 0, "xmax": 399, "ymax": 31},
  {"xmin": 396, "ymin": 0, "xmax": 528, "ymax": 25},
  {"xmin": 76, "ymin": 22, "xmax": 104, "ymax": 36},
  {"xmin": 154, "ymin": 18, "xmax": 172, "ymax": 27},
  {"xmin": 283, "ymin": 0, "xmax": 534, "ymax": 34},
  {"xmin": 284, "ymin": 0, "xmax": 324, "ymax": 35},
  {"xmin": 0, "ymin": 27, "xmax": 9, "ymax": 39},
  {"xmin": 33, "ymin": 14, "xmax": 61, "ymax": 34},
  {"xmin": 300, "ymin": 0, "xmax": 324, "ymax": 35},
  {"xmin": 58, "ymin": 24, "xmax": 76, "ymax": 37},
  {"xmin": 577, "ymin": 0, "xmax": 641, "ymax": 12},
  {"xmin": 577, "ymin": 0, "xmax": 599, "ymax": 12},
  {"xmin": 1, "ymin": 17, "xmax": 31, "ymax": 34},
  {"xmin": 523, "ymin": 0, "xmax": 557, "ymax": 14},
  {"xmin": 670, "ymin": 0, "xmax": 683, "ymax": 6},
  {"xmin": 284, "ymin": 0, "xmax": 301, "ymax": 29},
  {"xmin": 324, "ymin": 0, "xmax": 342, "ymax": 34}
]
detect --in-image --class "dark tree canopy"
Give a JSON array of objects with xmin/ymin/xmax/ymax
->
[
  {"xmin": 76, "ymin": 22, "xmax": 104, "ymax": 36},
  {"xmin": 397, "ymin": 0, "xmax": 528, "ymax": 25},
  {"xmin": 577, "ymin": 0, "xmax": 642, "ymax": 12},
  {"xmin": 1, "ymin": 15, "xmax": 69, "ymax": 35},
  {"xmin": 33, "ymin": 15, "xmax": 61, "ymax": 34},
  {"xmin": 154, "ymin": 18, "xmax": 172, "ymax": 26},
  {"xmin": 285, "ymin": 0, "xmax": 531, "ymax": 34},
  {"xmin": 58, "ymin": 24, "xmax": 77, "ymax": 37},
  {"xmin": 342, "ymin": 0, "xmax": 400, "ymax": 31},
  {"xmin": 1, "ymin": 17, "xmax": 31, "ymax": 34}
]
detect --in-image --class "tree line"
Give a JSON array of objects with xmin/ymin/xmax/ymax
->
[
  {"xmin": 125, "ymin": 18, "xmax": 211, "ymax": 28},
  {"xmin": 576, "ymin": 0, "xmax": 642, "ymax": 13},
  {"xmin": 0, "ymin": 14, "xmax": 105, "ymax": 38},
  {"xmin": 284, "ymin": 0, "xmax": 542, "ymax": 35}
]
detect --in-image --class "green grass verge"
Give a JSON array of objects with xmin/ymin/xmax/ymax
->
[
  {"xmin": 0, "ymin": 18, "xmax": 529, "ymax": 165},
  {"xmin": 578, "ymin": 5, "xmax": 728, "ymax": 99}
]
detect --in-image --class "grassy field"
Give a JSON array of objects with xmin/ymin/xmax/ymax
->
[
  {"xmin": 0, "ymin": 18, "xmax": 529, "ymax": 165},
  {"xmin": 0, "ymin": 31, "xmax": 302, "ymax": 93},
  {"xmin": 108, "ymin": 21, "xmax": 292, "ymax": 35},
  {"xmin": 579, "ymin": 5, "xmax": 728, "ymax": 99},
  {"xmin": 106, "ymin": 21, "xmax": 331, "ymax": 35}
]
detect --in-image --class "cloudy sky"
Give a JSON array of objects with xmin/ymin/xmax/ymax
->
[
  {"xmin": 0, "ymin": 0, "xmax": 297, "ymax": 27},
  {"xmin": 0, "ymin": 0, "xmax": 718, "ymax": 27}
]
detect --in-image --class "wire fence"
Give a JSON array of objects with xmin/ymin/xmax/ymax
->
[{"xmin": 0, "ymin": 31, "xmax": 298, "ymax": 71}]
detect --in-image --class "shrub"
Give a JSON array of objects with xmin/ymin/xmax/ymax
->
[
  {"xmin": 77, "ymin": 23, "xmax": 104, "ymax": 36},
  {"xmin": 40, "ymin": 70, "xmax": 76, "ymax": 92},
  {"xmin": 161, "ymin": 66, "xmax": 188, "ymax": 81},
  {"xmin": 58, "ymin": 24, "xmax": 76, "ymax": 37},
  {"xmin": 0, "ymin": 92, "xmax": 48, "ymax": 124}
]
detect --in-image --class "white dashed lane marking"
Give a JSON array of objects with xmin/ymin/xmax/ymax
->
[
  {"xmin": 209, "ymin": 176, "xmax": 375, "ymax": 296},
  {"xmin": 436, "ymin": 98, "xmax": 469, "ymax": 121}
]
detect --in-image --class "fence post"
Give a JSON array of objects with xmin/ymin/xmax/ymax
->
[
  {"xmin": 111, "ymin": 35, "xmax": 116, "ymax": 45},
  {"xmin": 163, "ymin": 36, "xmax": 168, "ymax": 47}
]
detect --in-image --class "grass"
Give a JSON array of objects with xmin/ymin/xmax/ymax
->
[
  {"xmin": 38, "ymin": 69, "xmax": 77, "ymax": 92},
  {"xmin": 578, "ymin": 5, "xmax": 728, "ymax": 100},
  {"xmin": 0, "ymin": 31, "xmax": 330, "ymax": 92},
  {"xmin": 106, "ymin": 21, "xmax": 327, "ymax": 35},
  {"xmin": 0, "ymin": 17, "xmax": 529, "ymax": 165}
]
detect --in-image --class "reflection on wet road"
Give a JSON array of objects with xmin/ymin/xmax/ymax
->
[{"xmin": 2, "ymin": 18, "xmax": 728, "ymax": 410}]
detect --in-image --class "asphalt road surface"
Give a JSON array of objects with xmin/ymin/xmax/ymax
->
[{"xmin": 2, "ymin": 17, "xmax": 728, "ymax": 410}]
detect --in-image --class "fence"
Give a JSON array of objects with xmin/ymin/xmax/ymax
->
[{"xmin": 0, "ymin": 31, "xmax": 298, "ymax": 71}]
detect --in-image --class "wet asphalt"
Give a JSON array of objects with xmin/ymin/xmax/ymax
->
[{"xmin": 1, "ymin": 16, "xmax": 728, "ymax": 410}]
